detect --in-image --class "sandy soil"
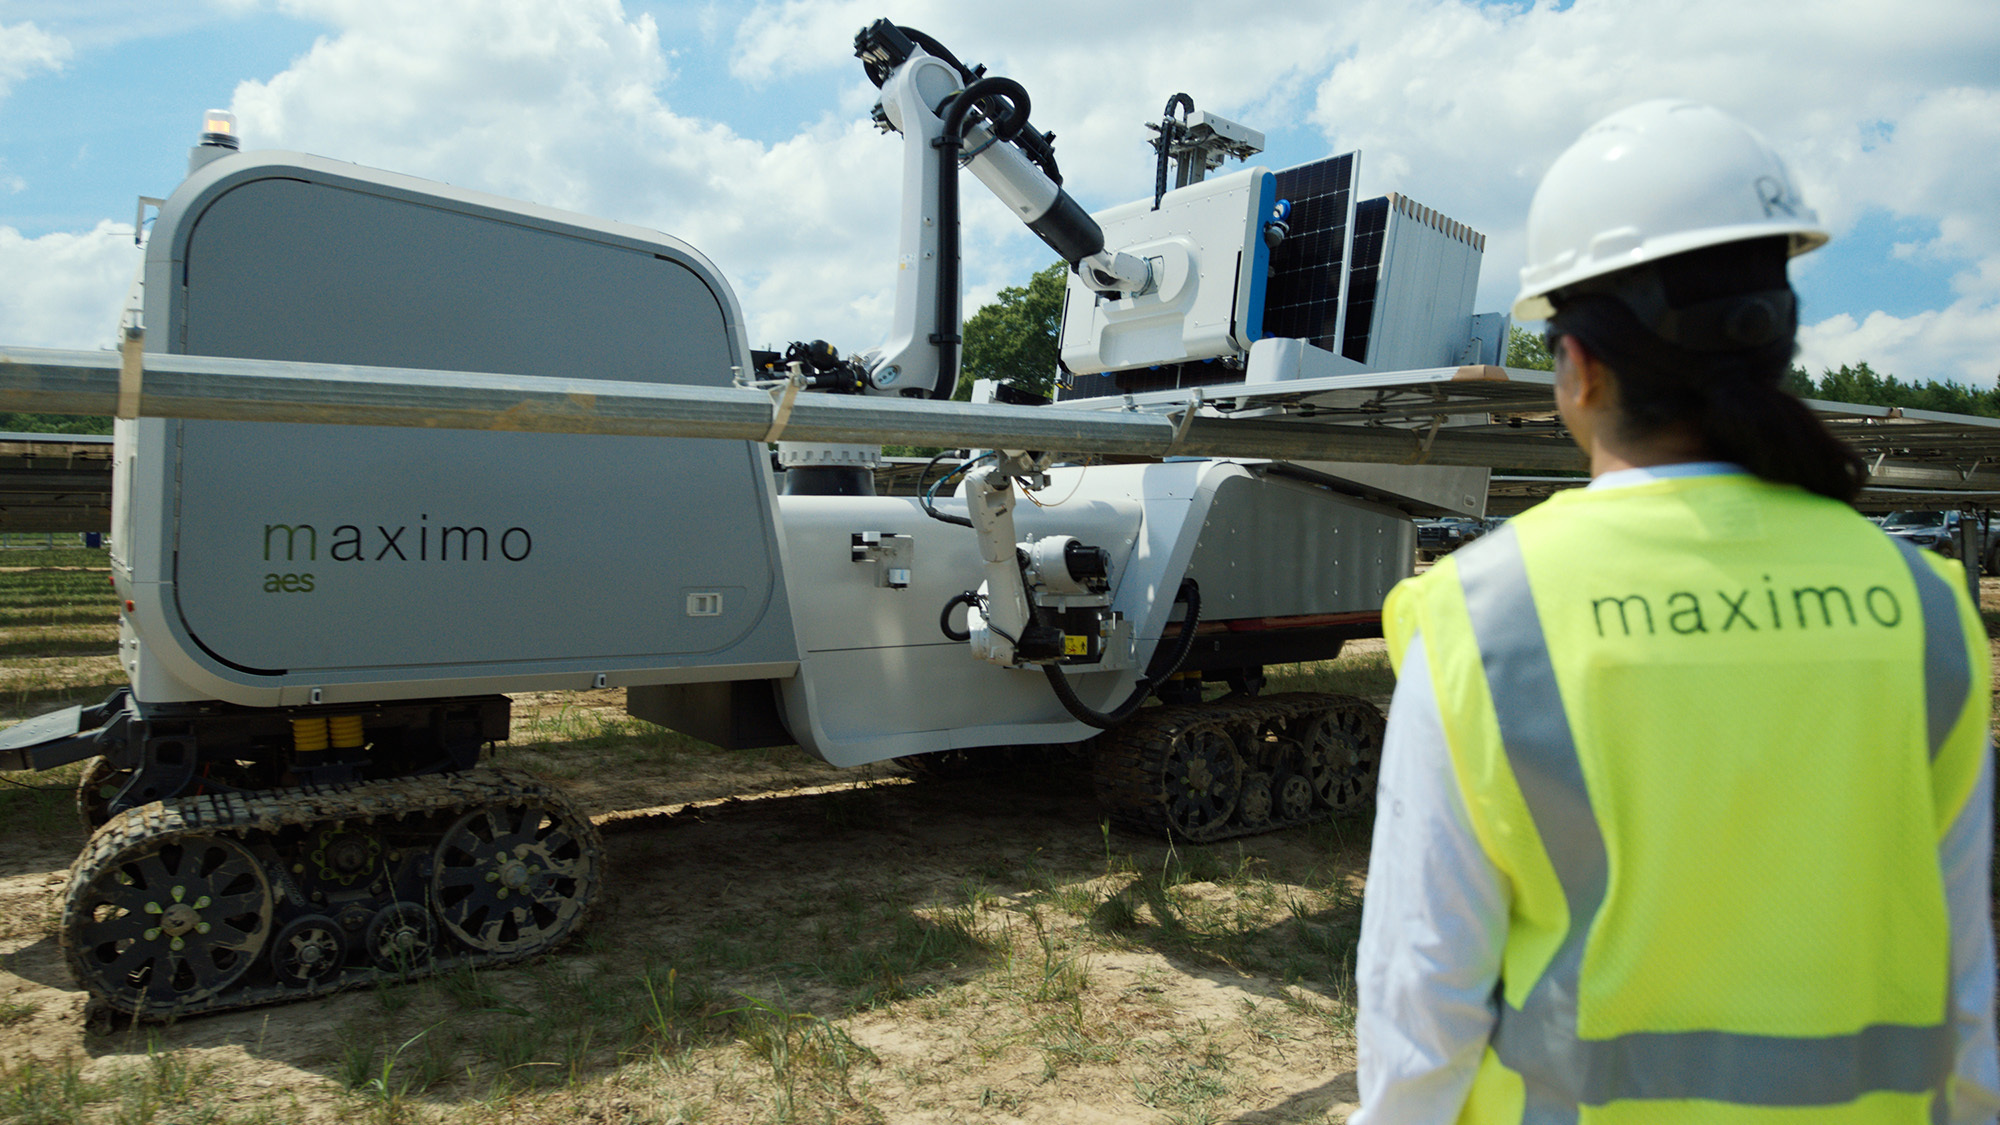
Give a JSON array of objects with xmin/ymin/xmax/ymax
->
[{"xmin": 0, "ymin": 684, "xmax": 1371, "ymax": 1124}]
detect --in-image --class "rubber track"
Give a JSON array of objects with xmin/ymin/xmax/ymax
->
[
  {"xmin": 1093, "ymin": 692, "xmax": 1384, "ymax": 843},
  {"xmin": 60, "ymin": 766, "xmax": 604, "ymax": 1020}
]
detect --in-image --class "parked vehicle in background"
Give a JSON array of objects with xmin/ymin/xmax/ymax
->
[
  {"xmin": 1879, "ymin": 510, "xmax": 1999, "ymax": 573},
  {"xmin": 1414, "ymin": 516, "xmax": 1501, "ymax": 562}
]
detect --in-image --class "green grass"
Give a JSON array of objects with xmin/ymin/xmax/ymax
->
[
  {"xmin": 0, "ymin": 546, "xmax": 109, "ymax": 569},
  {"xmin": 1265, "ymin": 648, "xmax": 1397, "ymax": 699},
  {"xmin": 0, "ymin": 1052, "xmax": 104, "ymax": 1125},
  {"xmin": 0, "ymin": 555, "xmax": 122, "ymax": 723},
  {"xmin": 0, "ymin": 1038, "xmax": 242, "ymax": 1125},
  {"xmin": 0, "ymin": 759, "xmax": 88, "ymax": 840}
]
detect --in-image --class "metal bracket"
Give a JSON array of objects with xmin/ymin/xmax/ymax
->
[
  {"xmin": 1166, "ymin": 389, "xmax": 1205, "ymax": 456},
  {"xmin": 133, "ymin": 196, "xmax": 163, "ymax": 246},
  {"xmin": 1402, "ymin": 415, "xmax": 1445, "ymax": 464},
  {"xmin": 851, "ymin": 532, "xmax": 915, "ymax": 589},
  {"xmin": 762, "ymin": 366, "xmax": 807, "ymax": 443}
]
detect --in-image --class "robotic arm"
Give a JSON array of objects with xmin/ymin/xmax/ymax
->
[{"xmin": 851, "ymin": 20, "xmax": 1150, "ymax": 399}]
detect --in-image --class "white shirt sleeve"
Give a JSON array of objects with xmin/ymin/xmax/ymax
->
[
  {"xmin": 1942, "ymin": 740, "xmax": 2000, "ymax": 1124},
  {"xmin": 1351, "ymin": 630, "xmax": 1510, "ymax": 1124}
]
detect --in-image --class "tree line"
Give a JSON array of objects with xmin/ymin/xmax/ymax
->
[{"xmin": 1503, "ymin": 327, "xmax": 1996, "ymax": 419}]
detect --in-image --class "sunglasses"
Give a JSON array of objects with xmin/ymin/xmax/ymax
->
[{"xmin": 1542, "ymin": 326, "xmax": 1564, "ymax": 355}]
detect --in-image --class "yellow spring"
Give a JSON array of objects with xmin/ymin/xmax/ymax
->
[
  {"xmin": 292, "ymin": 717, "xmax": 330, "ymax": 753},
  {"xmin": 328, "ymin": 715, "xmax": 365, "ymax": 750}
]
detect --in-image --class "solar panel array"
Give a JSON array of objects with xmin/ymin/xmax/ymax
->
[{"xmin": 1261, "ymin": 152, "xmax": 1358, "ymax": 353}]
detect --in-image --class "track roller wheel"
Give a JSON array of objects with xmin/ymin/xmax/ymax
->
[
  {"xmin": 63, "ymin": 831, "xmax": 274, "ymax": 1017},
  {"xmin": 366, "ymin": 903, "xmax": 436, "ymax": 971},
  {"xmin": 1240, "ymin": 772, "xmax": 1275, "ymax": 827},
  {"xmin": 1299, "ymin": 701, "xmax": 1384, "ymax": 813},
  {"xmin": 430, "ymin": 788, "xmax": 601, "ymax": 957},
  {"xmin": 271, "ymin": 914, "xmax": 346, "ymax": 987},
  {"xmin": 1095, "ymin": 707, "xmax": 1247, "ymax": 842}
]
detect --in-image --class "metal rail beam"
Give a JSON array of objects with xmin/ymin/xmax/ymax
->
[
  {"xmin": 4, "ymin": 345, "xmax": 1997, "ymax": 488},
  {"xmin": 0, "ymin": 345, "xmax": 1579, "ymax": 470}
]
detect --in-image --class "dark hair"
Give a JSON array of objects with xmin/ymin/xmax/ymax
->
[{"xmin": 1548, "ymin": 238, "xmax": 1866, "ymax": 504}]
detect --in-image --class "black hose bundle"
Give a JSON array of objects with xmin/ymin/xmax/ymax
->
[
  {"xmin": 930, "ymin": 76, "xmax": 1031, "ymax": 400},
  {"xmin": 1153, "ymin": 93, "xmax": 1194, "ymax": 210},
  {"xmin": 939, "ymin": 591, "xmax": 980, "ymax": 642},
  {"xmin": 1044, "ymin": 579, "xmax": 1201, "ymax": 729}
]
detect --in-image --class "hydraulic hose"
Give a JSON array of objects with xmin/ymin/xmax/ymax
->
[
  {"xmin": 939, "ymin": 591, "xmax": 979, "ymax": 642},
  {"xmin": 1154, "ymin": 93, "xmax": 1194, "ymax": 210},
  {"xmin": 932, "ymin": 76, "xmax": 1031, "ymax": 401},
  {"xmin": 1043, "ymin": 579, "xmax": 1201, "ymax": 730}
]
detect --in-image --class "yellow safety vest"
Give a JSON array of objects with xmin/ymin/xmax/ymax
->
[{"xmin": 1383, "ymin": 474, "xmax": 1988, "ymax": 1124}]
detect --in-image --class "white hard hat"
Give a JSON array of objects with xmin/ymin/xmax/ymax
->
[{"xmin": 1512, "ymin": 99, "xmax": 1828, "ymax": 322}]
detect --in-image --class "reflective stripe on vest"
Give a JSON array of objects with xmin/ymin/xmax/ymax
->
[{"xmin": 1456, "ymin": 523, "xmax": 1960, "ymax": 1123}]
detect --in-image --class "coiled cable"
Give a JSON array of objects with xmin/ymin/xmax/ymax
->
[{"xmin": 1043, "ymin": 578, "xmax": 1201, "ymax": 729}]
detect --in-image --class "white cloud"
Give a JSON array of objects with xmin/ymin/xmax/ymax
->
[
  {"xmin": 8, "ymin": 0, "xmax": 2000, "ymax": 385},
  {"xmin": 225, "ymin": 0, "xmax": 916, "ymax": 350},
  {"xmin": 0, "ymin": 222, "xmax": 142, "ymax": 349},
  {"xmin": 1281, "ymin": 0, "xmax": 2000, "ymax": 383},
  {"xmin": 0, "ymin": 19, "xmax": 69, "ymax": 100},
  {"xmin": 1801, "ymin": 301, "xmax": 2000, "ymax": 388}
]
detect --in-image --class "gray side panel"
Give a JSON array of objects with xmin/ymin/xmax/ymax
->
[
  {"xmin": 175, "ymin": 178, "xmax": 724, "ymax": 382},
  {"xmin": 1366, "ymin": 196, "xmax": 1484, "ymax": 372},
  {"xmin": 143, "ymin": 157, "xmax": 795, "ymax": 689},
  {"xmin": 1182, "ymin": 472, "xmax": 1410, "ymax": 620},
  {"xmin": 172, "ymin": 424, "xmax": 778, "ymax": 669}
]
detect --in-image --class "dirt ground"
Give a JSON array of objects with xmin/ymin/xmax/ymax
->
[
  {"xmin": 0, "ymin": 668, "xmax": 1387, "ymax": 1124},
  {"xmin": 2, "ymin": 566, "xmax": 1997, "ymax": 1124}
]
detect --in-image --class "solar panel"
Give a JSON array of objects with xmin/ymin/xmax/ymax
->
[
  {"xmin": 1340, "ymin": 196, "xmax": 1390, "ymax": 363},
  {"xmin": 1055, "ymin": 151, "xmax": 1360, "ymax": 403},
  {"xmin": 1262, "ymin": 152, "xmax": 1359, "ymax": 352}
]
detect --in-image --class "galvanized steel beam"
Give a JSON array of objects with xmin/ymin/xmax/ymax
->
[
  {"xmin": 0, "ymin": 345, "xmax": 1578, "ymax": 469},
  {"xmin": 3, "ymin": 345, "xmax": 1997, "ymax": 488}
]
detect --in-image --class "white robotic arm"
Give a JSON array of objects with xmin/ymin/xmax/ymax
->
[{"xmin": 853, "ymin": 20, "xmax": 1149, "ymax": 399}]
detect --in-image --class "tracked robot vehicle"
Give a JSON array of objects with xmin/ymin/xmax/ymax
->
[{"xmin": 1, "ymin": 21, "xmax": 1505, "ymax": 1018}]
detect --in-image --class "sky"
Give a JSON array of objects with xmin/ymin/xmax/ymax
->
[{"xmin": 1, "ymin": 0, "xmax": 1996, "ymax": 388}]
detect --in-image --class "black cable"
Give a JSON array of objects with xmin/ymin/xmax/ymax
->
[
  {"xmin": 1043, "ymin": 579, "xmax": 1201, "ymax": 730},
  {"xmin": 917, "ymin": 450, "xmax": 984, "ymax": 528},
  {"xmin": 939, "ymin": 591, "xmax": 979, "ymax": 642},
  {"xmin": 914, "ymin": 448, "xmax": 956, "ymax": 507},
  {"xmin": 962, "ymin": 592, "xmax": 1022, "ymax": 649},
  {"xmin": 902, "ymin": 26, "xmax": 978, "ymax": 85},
  {"xmin": 1154, "ymin": 93, "xmax": 1194, "ymax": 210},
  {"xmin": 932, "ymin": 76, "xmax": 1030, "ymax": 401}
]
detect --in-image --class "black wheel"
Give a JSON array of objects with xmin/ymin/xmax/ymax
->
[
  {"xmin": 365, "ymin": 903, "xmax": 435, "ymax": 971},
  {"xmin": 1300, "ymin": 703, "xmax": 1384, "ymax": 813},
  {"xmin": 271, "ymin": 914, "xmax": 347, "ymax": 987},
  {"xmin": 76, "ymin": 756, "xmax": 137, "ymax": 831},
  {"xmin": 1239, "ymin": 772, "xmax": 1274, "ymax": 827},
  {"xmin": 1161, "ymin": 726, "xmax": 1242, "ymax": 840},
  {"xmin": 64, "ymin": 834, "xmax": 273, "ymax": 1015},
  {"xmin": 430, "ymin": 797, "xmax": 598, "ymax": 956},
  {"xmin": 1275, "ymin": 771, "xmax": 1315, "ymax": 821}
]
